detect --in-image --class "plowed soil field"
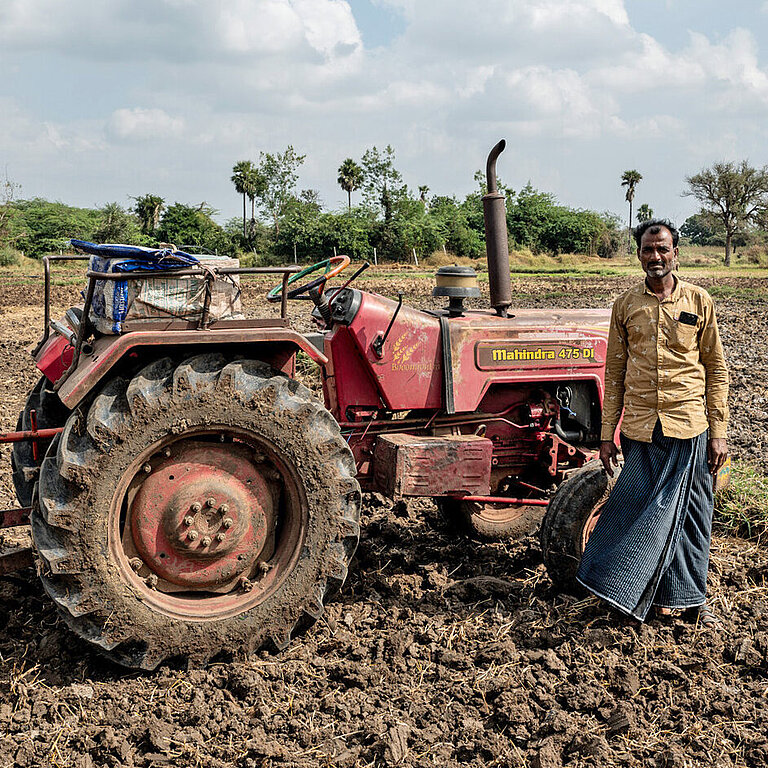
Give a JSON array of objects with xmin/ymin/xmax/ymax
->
[{"xmin": 1, "ymin": 269, "xmax": 767, "ymax": 768}]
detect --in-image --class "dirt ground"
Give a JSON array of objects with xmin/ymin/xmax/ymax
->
[{"xmin": 1, "ymin": 269, "xmax": 767, "ymax": 767}]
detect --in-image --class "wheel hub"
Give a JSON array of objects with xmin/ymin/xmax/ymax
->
[{"xmin": 130, "ymin": 442, "xmax": 274, "ymax": 589}]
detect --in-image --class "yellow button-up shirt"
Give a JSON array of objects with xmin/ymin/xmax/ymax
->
[{"xmin": 600, "ymin": 277, "xmax": 729, "ymax": 443}]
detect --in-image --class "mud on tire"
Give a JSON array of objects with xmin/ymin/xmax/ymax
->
[
  {"xmin": 32, "ymin": 354, "xmax": 361, "ymax": 670},
  {"xmin": 11, "ymin": 376, "xmax": 70, "ymax": 507},
  {"xmin": 539, "ymin": 459, "xmax": 620, "ymax": 592}
]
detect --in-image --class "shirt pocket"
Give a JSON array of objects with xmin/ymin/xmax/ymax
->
[
  {"xmin": 669, "ymin": 321, "xmax": 698, "ymax": 353},
  {"xmin": 626, "ymin": 306, "xmax": 655, "ymax": 349}
]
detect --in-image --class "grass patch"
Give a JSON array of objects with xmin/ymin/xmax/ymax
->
[
  {"xmin": 507, "ymin": 266, "xmax": 626, "ymax": 276},
  {"xmin": 715, "ymin": 461, "xmax": 768, "ymax": 542},
  {"xmin": 708, "ymin": 284, "xmax": 768, "ymax": 301}
]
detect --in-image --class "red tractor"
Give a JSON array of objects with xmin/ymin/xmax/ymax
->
[{"xmin": 1, "ymin": 142, "xmax": 612, "ymax": 669}]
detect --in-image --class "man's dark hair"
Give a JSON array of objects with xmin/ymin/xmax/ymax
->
[{"xmin": 633, "ymin": 218, "xmax": 679, "ymax": 248}]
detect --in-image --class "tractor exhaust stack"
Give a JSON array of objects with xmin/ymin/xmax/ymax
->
[{"xmin": 483, "ymin": 140, "xmax": 512, "ymax": 317}]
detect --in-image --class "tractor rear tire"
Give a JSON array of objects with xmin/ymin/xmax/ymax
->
[
  {"xmin": 539, "ymin": 459, "xmax": 620, "ymax": 592},
  {"xmin": 437, "ymin": 497, "xmax": 545, "ymax": 541},
  {"xmin": 11, "ymin": 376, "xmax": 70, "ymax": 507},
  {"xmin": 32, "ymin": 354, "xmax": 361, "ymax": 670}
]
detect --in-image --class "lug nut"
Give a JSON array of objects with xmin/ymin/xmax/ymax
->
[
  {"xmin": 206, "ymin": 497, "xmax": 216, "ymax": 508},
  {"xmin": 191, "ymin": 502, "xmax": 202, "ymax": 513},
  {"xmin": 129, "ymin": 557, "xmax": 143, "ymax": 572},
  {"xmin": 258, "ymin": 561, "xmax": 272, "ymax": 574},
  {"xmin": 143, "ymin": 463, "xmax": 152, "ymax": 474},
  {"xmin": 183, "ymin": 516, "xmax": 194, "ymax": 526},
  {"xmin": 239, "ymin": 576, "xmax": 253, "ymax": 592},
  {"xmin": 163, "ymin": 447, "xmax": 171, "ymax": 457},
  {"xmin": 219, "ymin": 503, "xmax": 229, "ymax": 514},
  {"xmin": 146, "ymin": 573, "xmax": 158, "ymax": 589},
  {"xmin": 201, "ymin": 536, "xmax": 212, "ymax": 547},
  {"xmin": 222, "ymin": 518, "xmax": 234, "ymax": 529},
  {"xmin": 216, "ymin": 532, "xmax": 226, "ymax": 542},
  {"xmin": 188, "ymin": 530, "xmax": 199, "ymax": 541}
]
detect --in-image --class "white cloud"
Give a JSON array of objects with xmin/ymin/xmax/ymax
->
[
  {"xmin": 292, "ymin": 0, "xmax": 362, "ymax": 58},
  {"xmin": 0, "ymin": 0, "xmax": 363, "ymax": 65},
  {"xmin": 527, "ymin": 0, "xmax": 628, "ymax": 29},
  {"xmin": 0, "ymin": 99, "xmax": 104, "ymax": 156},
  {"xmin": 589, "ymin": 28, "xmax": 768, "ymax": 116},
  {"xmin": 215, "ymin": 0, "xmax": 305, "ymax": 54},
  {"xmin": 107, "ymin": 109, "xmax": 185, "ymax": 141}
]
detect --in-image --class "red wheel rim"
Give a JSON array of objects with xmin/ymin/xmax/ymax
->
[
  {"xmin": 129, "ymin": 442, "xmax": 271, "ymax": 589},
  {"xmin": 109, "ymin": 427, "xmax": 307, "ymax": 621}
]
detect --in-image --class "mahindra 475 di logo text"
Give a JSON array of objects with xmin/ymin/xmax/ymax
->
[{"xmin": 475, "ymin": 341, "xmax": 599, "ymax": 369}]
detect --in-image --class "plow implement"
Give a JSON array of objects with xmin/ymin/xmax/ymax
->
[{"xmin": 0, "ymin": 424, "xmax": 64, "ymax": 575}]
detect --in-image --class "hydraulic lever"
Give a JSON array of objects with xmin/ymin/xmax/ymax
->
[{"xmin": 371, "ymin": 293, "xmax": 403, "ymax": 358}]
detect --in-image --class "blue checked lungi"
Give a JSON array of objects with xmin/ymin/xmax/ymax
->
[{"xmin": 576, "ymin": 421, "xmax": 713, "ymax": 621}]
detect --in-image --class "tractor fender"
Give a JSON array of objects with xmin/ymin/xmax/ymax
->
[{"xmin": 53, "ymin": 326, "xmax": 328, "ymax": 409}]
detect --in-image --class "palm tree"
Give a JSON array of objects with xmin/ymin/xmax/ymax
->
[
  {"xmin": 133, "ymin": 194, "xmax": 165, "ymax": 235},
  {"xmin": 418, "ymin": 185, "xmax": 430, "ymax": 211},
  {"xmin": 231, "ymin": 160, "xmax": 260, "ymax": 239},
  {"xmin": 621, "ymin": 170, "xmax": 643, "ymax": 250},
  {"xmin": 337, "ymin": 158, "xmax": 364, "ymax": 211},
  {"xmin": 636, "ymin": 203, "xmax": 653, "ymax": 224}
]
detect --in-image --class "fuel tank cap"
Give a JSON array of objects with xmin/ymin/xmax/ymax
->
[{"xmin": 433, "ymin": 266, "xmax": 481, "ymax": 317}]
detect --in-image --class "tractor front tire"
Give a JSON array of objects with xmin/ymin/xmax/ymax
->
[
  {"xmin": 437, "ymin": 497, "xmax": 544, "ymax": 541},
  {"xmin": 539, "ymin": 460, "xmax": 620, "ymax": 592},
  {"xmin": 11, "ymin": 376, "xmax": 70, "ymax": 507},
  {"xmin": 32, "ymin": 354, "xmax": 361, "ymax": 670}
]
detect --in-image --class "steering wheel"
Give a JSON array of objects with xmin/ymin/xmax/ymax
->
[{"xmin": 267, "ymin": 255, "xmax": 351, "ymax": 302}]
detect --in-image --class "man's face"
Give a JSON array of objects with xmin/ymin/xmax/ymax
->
[{"xmin": 637, "ymin": 227, "xmax": 678, "ymax": 280}]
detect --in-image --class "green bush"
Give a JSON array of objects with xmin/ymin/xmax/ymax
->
[
  {"xmin": 428, "ymin": 196, "xmax": 485, "ymax": 259},
  {"xmin": 715, "ymin": 462, "xmax": 768, "ymax": 541},
  {"xmin": 539, "ymin": 208, "xmax": 605, "ymax": 255},
  {"xmin": 11, "ymin": 198, "xmax": 102, "ymax": 257},
  {"xmin": 740, "ymin": 244, "xmax": 768, "ymax": 266},
  {"xmin": 0, "ymin": 246, "xmax": 20, "ymax": 266},
  {"xmin": 157, "ymin": 203, "xmax": 234, "ymax": 256}
]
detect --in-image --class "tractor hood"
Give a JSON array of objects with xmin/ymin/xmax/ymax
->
[
  {"xmin": 330, "ymin": 289, "xmax": 610, "ymax": 416},
  {"xmin": 441, "ymin": 307, "xmax": 610, "ymax": 413}
]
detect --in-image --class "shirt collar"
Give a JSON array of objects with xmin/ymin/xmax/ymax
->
[{"xmin": 643, "ymin": 274, "xmax": 680, "ymax": 303}]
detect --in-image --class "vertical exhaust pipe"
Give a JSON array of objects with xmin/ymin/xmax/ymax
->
[{"xmin": 483, "ymin": 140, "xmax": 512, "ymax": 317}]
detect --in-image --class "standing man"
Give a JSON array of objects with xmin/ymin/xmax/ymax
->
[{"xmin": 576, "ymin": 219, "xmax": 729, "ymax": 625}]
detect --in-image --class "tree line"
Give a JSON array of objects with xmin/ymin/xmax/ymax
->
[
  {"xmin": 1, "ymin": 147, "xmax": 767, "ymax": 267},
  {"xmin": 619, "ymin": 163, "xmax": 768, "ymax": 266}
]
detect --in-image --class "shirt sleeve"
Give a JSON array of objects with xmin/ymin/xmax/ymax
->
[
  {"xmin": 699, "ymin": 296, "xmax": 729, "ymax": 439},
  {"xmin": 600, "ymin": 298, "xmax": 628, "ymax": 441}
]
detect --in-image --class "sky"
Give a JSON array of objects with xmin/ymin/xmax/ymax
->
[{"xmin": 1, "ymin": 0, "xmax": 767, "ymax": 228}]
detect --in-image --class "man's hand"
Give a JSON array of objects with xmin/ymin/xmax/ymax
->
[
  {"xmin": 707, "ymin": 438, "xmax": 728, "ymax": 476},
  {"xmin": 599, "ymin": 440, "xmax": 620, "ymax": 477}
]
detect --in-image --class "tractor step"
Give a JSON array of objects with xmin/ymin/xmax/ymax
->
[
  {"xmin": 1, "ymin": 507, "xmax": 31, "ymax": 529},
  {"xmin": 0, "ymin": 508, "xmax": 33, "ymax": 575},
  {"xmin": 0, "ymin": 548, "xmax": 33, "ymax": 576}
]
